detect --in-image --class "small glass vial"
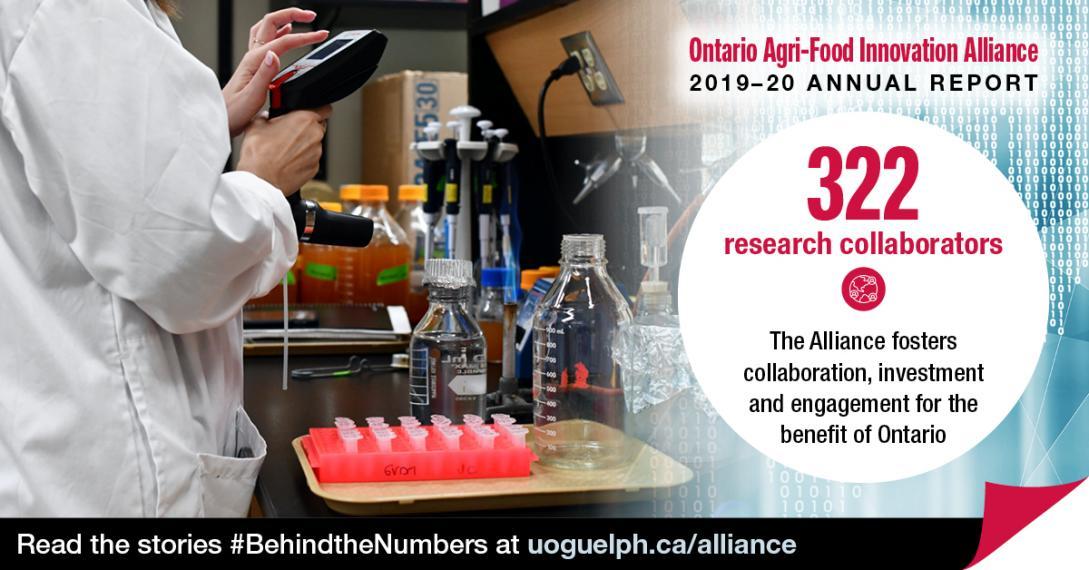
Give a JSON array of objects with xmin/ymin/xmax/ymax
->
[{"xmin": 409, "ymin": 259, "xmax": 488, "ymax": 423}]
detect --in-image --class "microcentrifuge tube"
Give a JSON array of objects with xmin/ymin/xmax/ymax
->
[
  {"xmin": 407, "ymin": 427, "xmax": 429, "ymax": 451},
  {"xmin": 339, "ymin": 429, "xmax": 362, "ymax": 453},
  {"xmin": 373, "ymin": 429, "xmax": 396, "ymax": 453},
  {"xmin": 440, "ymin": 426, "xmax": 463, "ymax": 450},
  {"xmin": 506, "ymin": 426, "xmax": 528, "ymax": 448},
  {"xmin": 475, "ymin": 428, "xmax": 498, "ymax": 449}
]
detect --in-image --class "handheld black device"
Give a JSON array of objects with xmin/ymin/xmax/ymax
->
[{"xmin": 267, "ymin": 30, "xmax": 389, "ymax": 247}]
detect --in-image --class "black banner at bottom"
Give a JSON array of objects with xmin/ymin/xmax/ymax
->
[{"xmin": 2, "ymin": 517, "xmax": 981, "ymax": 567}]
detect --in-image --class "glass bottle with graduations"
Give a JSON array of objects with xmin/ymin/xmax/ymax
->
[
  {"xmin": 531, "ymin": 234, "xmax": 634, "ymax": 469},
  {"xmin": 409, "ymin": 259, "xmax": 487, "ymax": 423}
]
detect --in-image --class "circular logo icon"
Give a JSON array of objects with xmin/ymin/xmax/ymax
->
[{"xmin": 842, "ymin": 267, "xmax": 885, "ymax": 311}]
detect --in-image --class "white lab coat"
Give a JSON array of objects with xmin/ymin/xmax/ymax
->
[{"xmin": 0, "ymin": 1, "xmax": 296, "ymax": 515}]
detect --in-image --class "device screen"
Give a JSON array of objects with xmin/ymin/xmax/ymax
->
[{"xmin": 307, "ymin": 39, "xmax": 351, "ymax": 61}]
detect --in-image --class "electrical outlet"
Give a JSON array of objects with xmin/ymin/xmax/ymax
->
[{"xmin": 561, "ymin": 31, "xmax": 624, "ymax": 106}]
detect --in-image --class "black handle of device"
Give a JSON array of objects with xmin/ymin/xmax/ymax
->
[{"xmin": 292, "ymin": 199, "xmax": 374, "ymax": 247}]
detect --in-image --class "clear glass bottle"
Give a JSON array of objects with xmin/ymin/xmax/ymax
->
[
  {"xmin": 347, "ymin": 184, "xmax": 410, "ymax": 307},
  {"xmin": 395, "ymin": 184, "xmax": 430, "ymax": 323},
  {"xmin": 531, "ymin": 234, "xmax": 633, "ymax": 469},
  {"xmin": 409, "ymin": 259, "xmax": 488, "ymax": 423},
  {"xmin": 476, "ymin": 267, "xmax": 508, "ymax": 364}
]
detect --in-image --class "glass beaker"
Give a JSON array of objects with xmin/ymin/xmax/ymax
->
[{"xmin": 531, "ymin": 234, "xmax": 633, "ymax": 469}]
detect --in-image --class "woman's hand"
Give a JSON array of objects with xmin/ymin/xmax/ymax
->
[
  {"xmin": 237, "ymin": 105, "xmax": 333, "ymax": 195},
  {"xmin": 222, "ymin": 8, "xmax": 329, "ymax": 137}
]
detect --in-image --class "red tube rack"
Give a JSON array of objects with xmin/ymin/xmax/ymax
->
[{"xmin": 301, "ymin": 424, "xmax": 538, "ymax": 483}]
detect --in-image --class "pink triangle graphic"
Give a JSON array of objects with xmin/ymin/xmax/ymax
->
[{"xmin": 967, "ymin": 478, "xmax": 1086, "ymax": 567}]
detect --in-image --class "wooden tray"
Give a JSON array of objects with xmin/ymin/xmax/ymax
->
[{"xmin": 292, "ymin": 433, "xmax": 693, "ymax": 515}]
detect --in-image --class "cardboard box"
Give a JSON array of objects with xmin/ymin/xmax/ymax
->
[{"xmin": 361, "ymin": 71, "xmax": 468, "ymax": 198}]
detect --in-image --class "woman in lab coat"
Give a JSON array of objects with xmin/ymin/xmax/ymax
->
[{"xmin": 0, "ymin": 2, "xmax": 329, "ymax": 515}]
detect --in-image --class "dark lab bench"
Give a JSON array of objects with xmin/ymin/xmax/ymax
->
[{"xmin": 244, "ymin": 353, "xmax": 652, "ymax": 517}]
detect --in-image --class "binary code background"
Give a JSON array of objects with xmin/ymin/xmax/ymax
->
[{"xmin": 632, "ymin": 0, "xmax": 1089, "ymax": 517}]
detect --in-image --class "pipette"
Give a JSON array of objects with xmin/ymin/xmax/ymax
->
[
  {"xmin": 267, "ymin": 30, "xmax": 387, "ymax": 392},
  {"xmin": 451, "ymin": 106, "xmax": 489, "ymax": 260},
  {"xmin": 491, "ymin": 128, "xmax": 521, "ymax": 301},
  {"xmin": 267, "ymin": 30, "xmax": 384, "ymax": 247},
  {"xmin": 420, "ymin": 121, "xmax": 445, "ymax": 262},
  {"xmin": 442, "ymin": 120, "xmax": 461, "ymax": 259},
  {"xmin": 476, "ymin": 120, "xmax": 499, "ymax": 267}
]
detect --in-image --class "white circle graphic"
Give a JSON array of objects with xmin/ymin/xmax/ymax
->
[{"xmin": 678, "ymin": 112, "xmax": 1048, "ymax": 483}]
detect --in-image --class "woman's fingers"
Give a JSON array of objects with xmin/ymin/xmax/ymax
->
[
  {"xmin": 250, "ymin": 8, "xmax": 317, "ymax": 48},
  {"xmin": 226, "ymin": 10, "xmax": 328, "ymax": 138},
  {"xmin": 223, "ymin": 28, "xmax": 327, "ymax": 137},
  {"xmin": 312, "ymin": 105, "xmax": 334, "ymax": 122},
  {"xmin": 233, "ymin": 29, "xmax": 327, "ymax": 82},
  {"xmin": 237, "ymin": 51, "xmax": 281, "ymax": 111},
  {"xmin": 257, "ymin": 29, "xmax": 329, "ymax": 60},
  {"xmin": 274, "ymin": 22, "xmax": 293, "ymax": 40}
]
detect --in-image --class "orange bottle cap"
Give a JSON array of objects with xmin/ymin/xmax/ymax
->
[
  {"xmin": 339, "ymin": 184, "xmax": 364, "ymax": 201},
  {"xmin": 398, "ymin": 184, "xmax": 426, "ymax": 202},
  {"xmin": 359, "ymin": 184, "xmax": 390, "ymax": 201},
  {"xmin": 520, "ymin": 269, "xmax": 546, "ymax": 291},
  {"xmin": 537, "ymin": 266, "xmax": 561, "ymax": 278}
]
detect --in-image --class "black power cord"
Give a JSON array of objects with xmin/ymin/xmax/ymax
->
[{"xmin": 537, "ymin": 55, "xmax": 583, "ymax": 225}]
